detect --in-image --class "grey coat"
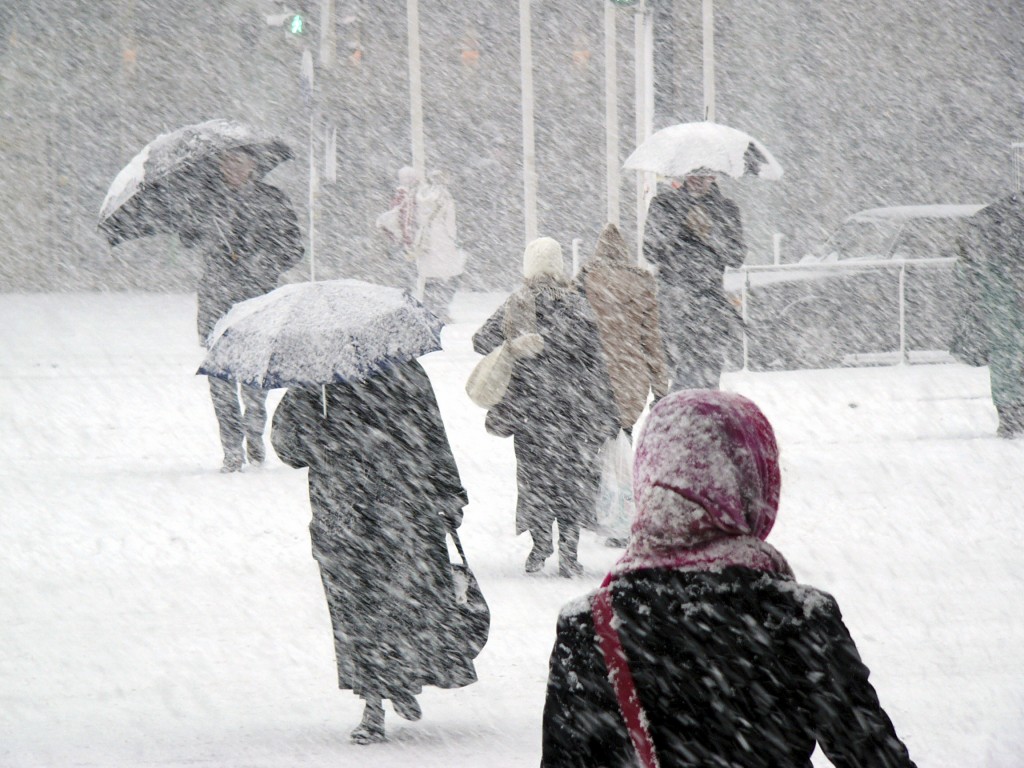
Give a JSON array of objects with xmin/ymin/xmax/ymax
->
[{"xmin": 271, "ymin": 361, "xmax": 476, "ymax": 697}]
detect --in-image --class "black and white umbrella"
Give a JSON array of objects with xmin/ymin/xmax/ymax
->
[
  {"xmin": 197, "ymin": 279, "xmax": 443, "ymax": 390},
  {"xmin": 98, "ymin": 119, "xmax": 293, "ymax": 248}
]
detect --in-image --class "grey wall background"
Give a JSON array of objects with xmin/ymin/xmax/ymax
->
[{"xmin": 1, "ymin": 1, "xmax": 1021, "ymax": 292}]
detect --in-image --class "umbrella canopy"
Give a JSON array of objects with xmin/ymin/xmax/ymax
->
[
  {"xmin": 197, "ymin": 279, "xmax": 444, "ymax": 389},
  {"xmin": 98, "ymin": 119, "xmax": 293, "ymax": 248},
  {"xmin": 624, "ymin": 121, "xmax": 783, "ymax": 180}
]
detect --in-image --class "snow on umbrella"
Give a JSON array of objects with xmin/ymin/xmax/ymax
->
[
  {"xmin": 98, "ymin": 118, "xmax": 293, "ymax": 248},
  {"xmin": 197, "ymin": 279, "xmax": 444, "ymax": 390},
  {"xmin": 624, "ymin": 121, "xmax": 783, "ymax": 180}
]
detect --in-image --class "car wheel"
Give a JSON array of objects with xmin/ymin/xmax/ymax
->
[{"xmin": 780, "ymin": 308, "xmax": 841, "ymax": 369}]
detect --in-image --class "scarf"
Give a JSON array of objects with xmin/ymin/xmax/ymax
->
[{"xmin": 611, "ymin": 389, "xmax": 792, "ymax": 578}]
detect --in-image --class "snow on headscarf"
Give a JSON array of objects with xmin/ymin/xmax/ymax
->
[{"xmin": 613, "ymin": 389, "xmax": 793, "ymax": 577}]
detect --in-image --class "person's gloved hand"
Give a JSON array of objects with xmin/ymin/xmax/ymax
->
[{"xmin": 441, "ymin": 504, "xmax": 465, "ymax": 530}]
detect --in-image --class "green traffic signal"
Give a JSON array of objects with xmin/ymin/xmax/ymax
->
[{"xmin": 288, "ymin": 13, "xmax": 305, "ymax": 35}]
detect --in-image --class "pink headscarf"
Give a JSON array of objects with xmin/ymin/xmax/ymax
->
[{"xmin": 612, "ymin": 390, "xmax": 792, "ymax": 577}]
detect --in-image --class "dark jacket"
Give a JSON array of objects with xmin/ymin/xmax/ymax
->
[
  {"xmin": 473, "ymin": 281, "xmax": 619, "ymax": 533},
  {"xmin": 271, "ymin": 360, "xmax": 476, "ymax": 695},
  {"xmin": 955, "ymin": 194, "xmax": 1024, "ymax": 427},
  {"xmin": 184, "ymin": 178, "xmax": 303, "ymax": 342},
  {"xmin": 542, "ymin": 567, "xmax": 917, "ymax": 768},
  {"xmin": 472, "ymin": 281, "xmax": 618, "ymax": 445},
  {"xmin": 642, "ymin": 182, "xmax": 745, "ymax": 293}
]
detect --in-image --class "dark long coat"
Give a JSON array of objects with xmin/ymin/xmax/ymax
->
[
  {"xmin": 271, "ymin": 360, "xmax": 476, "ymax": 698},
  {"xmin": 542, "ymin": 567, "xmax": 917, "ymax": 768},
  {"xmin": 473, "ymin": 281, "xmax": 619, "ymax": 534},
  {"xmin": 642, "ymin": 183, "xmax": 745, "ymax": 387},
  {"xmin": 954, "ymin": 193, "xmax": 1024, "ymax": 433},
  {"xmin": 182, "ymin": 178, "xmax": 304, "ymax": 342}
]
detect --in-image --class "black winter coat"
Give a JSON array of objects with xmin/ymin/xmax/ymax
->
[
  {"xmin": 642, "ymin": 183, "xmax": 745, "ymax": 293},
  {"xmin": 473, "ymin": 283, "xmax": 619, "ymax": 533},
  {"xmin": 542, "ymin": 568, "xmax": 917, "ymax": 768},
  {"xmin": 271, "ymin": 361, "xmax": 476, "ymax": 696},
  {"xmin": 184, "ymin": 178, "xmax": 304, "ymax": 342}
]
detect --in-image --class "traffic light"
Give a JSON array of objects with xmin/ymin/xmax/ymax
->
[{"xmin": 287, "ymin": 12, "xmax": 306, "ymax": 35}]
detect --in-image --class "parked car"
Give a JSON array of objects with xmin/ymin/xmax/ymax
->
[{"xmin": 724, "ymin": 204, "xmax": 987, "ymax": 370}]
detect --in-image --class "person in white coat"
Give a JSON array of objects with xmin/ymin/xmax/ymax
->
[{"xmin": 410, "ymin": 170, "xmax": 466, "ymax": 322}]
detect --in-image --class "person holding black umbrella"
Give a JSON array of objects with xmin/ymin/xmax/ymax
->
[
  {"xmin": 181, "ymin": 147, "xmax": 304, "ymax": 472},
  {"xmin": 98, "ymin": 119, "xmax": 304, "ymax": 473}
]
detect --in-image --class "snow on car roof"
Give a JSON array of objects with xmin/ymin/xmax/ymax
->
[{"xmin": 847, "ymin": 204, "xmax": 987, "ymax": 222}]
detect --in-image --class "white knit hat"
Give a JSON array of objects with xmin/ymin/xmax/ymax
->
[{"xmin": 522, "ymin": 237, "xmax": 565, "ymax": 279}]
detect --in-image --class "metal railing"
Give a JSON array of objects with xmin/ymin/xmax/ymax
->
[{"xmin": 726, "ymin": 256, "xmax": 958, "ymax": 370}]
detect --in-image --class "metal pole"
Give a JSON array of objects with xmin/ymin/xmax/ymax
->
[
  {"xmin": 898, "ymin": 263, "xmax": 906, "ymax": 364},
  {"xmin": 633, "ymin": 2, "xmax": 655, "ymax": 263},
  {"xmin": 702, "ymin": 0, "xmax": 715, "ymax": 122},
  {"xmin": 407, "ymin": 0, "xmax": 425, "ymax": 179},
  {"xmin": 520, "ymin": 0, "xmax": 538, "ymax": 243},
  {"xmin": 604, "ymin": 3, "xmax": 620, "ymax": 227},
  {"xmin": 319, "ymin": 0, "xmax": 335, "ymax": 68},
  {"xmin": 301, "ymin": 47, "xmax": 317, "ymax": 281},
  {"xmin": 634, "ymin": 2, "xmax": 647, "ymax": 260},
  {"xmin": 741, "ymin": 271, "xmax": 750, "ymax": 370},
  {"xmin": 309, "ymin": 110, "xmax": 316, "ymax": 281}
]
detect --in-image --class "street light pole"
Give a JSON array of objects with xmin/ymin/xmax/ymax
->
[
  {"xmin": 703, "ymin": 0, "xmax": 715, "ymax": 121},
  {"xmin": 519, "ymin": 0, "xmax": 538, "ymax": 244},
  {"xmin": 634, "ymin": 0, "xmax": 654, "ymax": 260},
  {"xmin": 407, "ymin": 0, "xmax": 425, "ymax": 180},
  {"xmin": 604, "ymin": 2, "xmax": 620, "ymax": 227}
]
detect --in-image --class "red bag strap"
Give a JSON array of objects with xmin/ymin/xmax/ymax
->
[{"xmin": 592, "ymin": 581, "xmax": 661, "ymax": 768}]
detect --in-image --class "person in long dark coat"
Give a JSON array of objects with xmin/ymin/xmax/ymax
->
[
  {"xmin": 541, "ymin": 390, "xmax": 918, "ymax": 768},
  {"xmin": 642, "ymin": 171, "xmax": 745, "ymax": 390},
  {"xmin": 182, "ymin": 147, "xmax": 304, "ymax": 472},
  {"xmin": 271, "ymin": 359, "xmax": 476, "ymax": 744},
  {"xmin": 953, "ymin": 193, "xmax": 1024, "ymax": 437},
  {"xmin": 473, "ymin": 237, "xmax": 619, "ymax": 577}
]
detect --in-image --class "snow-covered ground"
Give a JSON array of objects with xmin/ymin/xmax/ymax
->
[{"xmin": 2, "ymin": 291, "xmax": 1022, "ymax": 767}]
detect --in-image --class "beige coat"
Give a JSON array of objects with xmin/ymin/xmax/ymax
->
[{"xmin": 579, "ymin": 224, "xmax": 669, "ymax": 429}]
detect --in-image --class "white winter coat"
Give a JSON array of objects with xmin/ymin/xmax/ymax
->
[{"xmin": 412, "ymin": 183, "xmax": 465, "ymax": 280}]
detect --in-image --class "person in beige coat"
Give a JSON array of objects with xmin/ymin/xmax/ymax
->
[{"xmin": 578, "ymin": 223, "xmax": 669, "ymax": 433}]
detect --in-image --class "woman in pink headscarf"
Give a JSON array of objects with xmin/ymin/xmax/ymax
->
[{"xmin": 541, "ymin": 390, "xmax": 917, "ymax": 768}]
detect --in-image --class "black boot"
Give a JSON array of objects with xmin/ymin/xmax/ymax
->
[
  {"xmin": 350, "ymin": 697, "xmax": 385, "ymax": 744},
  {"xmin": 558, "ymin": 523, "xmax": 583, "ymax": 578}
]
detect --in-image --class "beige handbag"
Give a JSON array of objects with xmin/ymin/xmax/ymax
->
[{"xmin": 465, "ymin": 332, "xmax": 544, "ymax": 408}]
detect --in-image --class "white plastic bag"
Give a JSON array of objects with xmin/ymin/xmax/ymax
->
[{"xmin": 595, "ymin": 429, "xmax": 635, "ymax": 538}]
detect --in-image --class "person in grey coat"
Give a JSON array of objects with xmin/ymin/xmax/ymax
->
[
  {"xmin": 182, "ymin": 147, "xmax": 304, "ymax": 471},
  {"xmin": 953, "ymin": 193, "xmax": 1024, "ymax": 437},
  {"xmin": 473, "ymin": 237, "xmax": 619, "ymax": 577},
  {"xmin": 271, "ymin": 359, "xmax": 476, "ymax": 744},
  {"xmin": 642, "ymin": 171, "xmax": 745, "ymax": 390}
]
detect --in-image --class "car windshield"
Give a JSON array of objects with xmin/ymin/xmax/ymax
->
[{"xmin": 813, "ymin": 219, "xmax": 901, "ymax": 261}]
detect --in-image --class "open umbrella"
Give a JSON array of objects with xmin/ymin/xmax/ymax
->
[
  {"xmin": 197, "ymin": 279, "xmax": 443, "ymax": 390},
  {"xmin": 624, "ymin": 121, "xmax": 783, "ymax": 180},
  {"xmin": 98, "ymin": 119, "xmax": 293, "ymax": 248}
]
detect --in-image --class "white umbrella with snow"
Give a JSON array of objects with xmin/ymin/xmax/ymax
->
[
  {"xmin": 624, "ymin": 121, "xmax": 783, "ymax": 180},
  {"xmin": 197, "ymin": 279, "xmax": 443, "ymax": 390}
]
